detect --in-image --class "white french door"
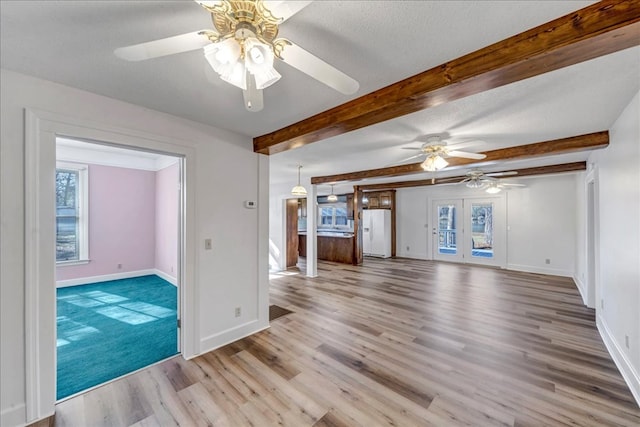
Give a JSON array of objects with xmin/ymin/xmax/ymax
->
[
  {"xmin": 433, "ymin": 200, "xmax": 464, "ymax": 263},
  {"xmin": 431, "ymin": 196, "xmax": 506, "ymax": 267}
]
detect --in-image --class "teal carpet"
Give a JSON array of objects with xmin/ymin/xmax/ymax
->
[{"xmin": 56, "ymin": 275, "xmax": 178, "ymax": 400}]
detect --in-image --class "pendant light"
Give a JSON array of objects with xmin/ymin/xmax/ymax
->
[
  {"xmin": 291, "ymin": 165, "xmax": 307, "ymax": 196},
  {"xmin": 327, "ymin": 184, "xmax": 338, "ymax": 202}
]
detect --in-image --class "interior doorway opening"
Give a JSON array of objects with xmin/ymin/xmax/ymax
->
[{"xmin": 55, "ymin": 137, "xmax": 183, "ymax": 401}]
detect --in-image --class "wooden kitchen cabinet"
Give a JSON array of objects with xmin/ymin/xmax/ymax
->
[
  {"xmin": 363, "ymin": 190, "xmax": 393, "ymax": 210},
  {"xmin": 346, "ymin": 194, "xmax": 354, "ymax": 219}
]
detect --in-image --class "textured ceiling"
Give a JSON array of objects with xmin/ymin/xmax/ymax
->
[{"xmin": 2, "ymin": 1, "xmax": 638, "ymax": 192}]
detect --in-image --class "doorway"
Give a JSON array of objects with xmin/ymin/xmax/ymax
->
[
  {"xmin": 286, "ymin": 198, "xmax": 300, "ymax": 268},
  {"xmin": 55, "ymin": 137, "xmax": 182, "ymax": 400},
  {"xmin": 431, "ymin": 196, "xmax": 506, "ymax": 267}
]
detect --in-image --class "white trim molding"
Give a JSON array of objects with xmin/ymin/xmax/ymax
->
[
  {"xmin": 1, "ymin": 404, "xmax": 28, "ymax": 427},
  {"xmin": 24, "ymin": 108, "xmax": 198, "ymax": 424},
  {"xmin": 506, "ymin": 264, "xmax": 573, "ymax": 278},
  {"xmin": 199, "ymin": 320, "xmax": 269, "ymax": 357},
  {"xmin": 597, "ymin": 316, "xmax": 640, "ymax": 406},
  {"xmin": 154, "ymin": 269, "xmax": 178, "ymax": 286},
  {"xmin": 55, "ymin": 269, "xmax": 158, "ymax": 288}
]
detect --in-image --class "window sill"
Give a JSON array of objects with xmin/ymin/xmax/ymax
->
[{"xmin": 56, "ymin": 259, "xmax": 90, "ymax": 267}]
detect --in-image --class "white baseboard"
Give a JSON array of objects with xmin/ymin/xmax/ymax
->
[
  {"xmin": 198, "ymin": 319, "xmax": 269, "ymax": 357},
  {"xmin": 507, "ymin": 263, "xmax": 573, "ymax": 277},
  {"xmin": 153, "ymin": 269, "xmax": 177, "ymax": 286},
  {"xmin": 56, "ymin": 269, "xmax": 156, "ymax": 287},
  {"xmin": 597, "ymin": 315, "xmax": 640, "ymax": 407},
  {"xmin": 573, "ymin": 274, "xmax": 588, "ymax": 306},
  {"xmin": 1, "ymin": 403, "xmax": 26, "ymax": 427},
  {"xmin": 396, "ymin": 252, "xmax": 428, "ymax": 260}
]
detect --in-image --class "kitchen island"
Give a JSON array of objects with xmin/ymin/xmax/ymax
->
[{"xmin": 298, "ymin": 231, "xmax": 355, "ymax": 264}]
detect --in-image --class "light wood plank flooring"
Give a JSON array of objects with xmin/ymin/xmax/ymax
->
[{"xmin": 51, "ymin": 258, "xmax": 640, "ymax": 426}]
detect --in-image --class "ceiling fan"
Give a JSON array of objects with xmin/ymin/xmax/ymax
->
[
  {"xmin": 460, "ymin": 169, "xmax": 525, "ymax": 193},
  {"xmin": 114, "ymin": 0, "xmax": 359, "ymax": 112},
  {"xmin": 397, "ymin": 135, "xmax": 487, "ymax": 171}
]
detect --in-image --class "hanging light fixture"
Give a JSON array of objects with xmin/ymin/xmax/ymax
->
[
  {"xmin": 485, "ymin": 183, "xmax": 502, "ymax": 194},
  {"xmin": 291, "ymin": 165, "xmax": 307, "ymax": 196},
  {"xmin": 203, "ymin": 35, "xmax": 281, "ymax": 92},
  {"xmin": 466, "ymin": 179, "xmax": 486, "ymax": 189},
  {"xmin": 327, "ymin": 184, "xmax": 338, "ymax": 202},
  {"xmin": 421, "ymin": 154, "xmax": 448, "ymax": 172}
]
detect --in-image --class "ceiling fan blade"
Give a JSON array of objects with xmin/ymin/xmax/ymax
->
[
  {"xmin": 447, "ymin": 150, "xmax": 487, "ymax": 160},
  {"xmin": 243, "ymin": 75, "xmax": 264, "ymax": 112},
  {"xmin": 499, "ymin": 183, "xmax": 526, "ymax": 187},
  {"xmin": 445, "ymin": 140, "xmax": 485, "ymax": 151},
  {"xmin": 485, "ymin": 171, "xmax": 518, "ymax": 177},
  {"xmin": 401, "ymin": 147, "xmax": 422, "ymax": 151},
  {"xmin": 279, "ymin": 42, "xmax": 359, "ymax": 95},
  {"xmin": 395, "ymin": 153, "xmax": 425, "ymax": 164},
  {"xmin": 114, "ymin": 31, "xmax": 212, "ymax": 61},
  {"xmin": 264, "ymin": 1, "xmax": 312, "ymax": 22},
  {"xmin": 193, "ymin": 1, "xmax": 224, "ymax": 8}
]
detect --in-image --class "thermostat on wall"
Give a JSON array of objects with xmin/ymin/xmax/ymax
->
[{"xmin": 244, "ymin": 200, "xmax": 257, "ymax": 209}]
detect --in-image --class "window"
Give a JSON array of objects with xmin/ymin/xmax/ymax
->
[
  {"xmin": 318, "ymin": 203, "xmax": 349, "ymax": 229},
  {"xmin": 56, "ymin": 162, "xmax": 88, "ymax": 263}
]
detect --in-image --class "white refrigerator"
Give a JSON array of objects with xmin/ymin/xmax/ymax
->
[{"xmin": 362, "ymin": 209, "xmax": 392, "ymax": 258}]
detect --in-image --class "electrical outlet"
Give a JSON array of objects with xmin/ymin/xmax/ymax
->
[
  {"xmin": 117, "ymin": 263, "xmax": 122, "ymax": 269},
  {"xmin": 235, "ymin": 307, "xmax": 241, "ymax": 317},
  {"xmin": 601, "ymin": 299, "xmax": 604, "ymax": 309},
  {"xmin": 625, "ymin": 335, "xmax": 629, "ymax": 349},
  {"xmin": 545, "ymin": 259, "xmax": 551, "ymax": 265},
  {"xmin": 406, "ymin": 246, "xmax": 410, "ymax": 251},
  {"xmin": 205, "ymin": 239, "xmax": 212, "ymax": 250}
]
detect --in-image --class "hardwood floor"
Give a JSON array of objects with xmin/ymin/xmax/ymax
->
[{"xmin": 51, "ymin": 258, "xmax": 640, "ymax": 426}]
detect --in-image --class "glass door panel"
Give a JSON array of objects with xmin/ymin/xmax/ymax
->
[
  {"xmin": 431, "ymin": 197, "xmax": 505, "ymax": 267},
  {"xmin": 433, "ymin": 200, "xmax": 463, "ymax": 262},
  {"xmin": 470, "ymin": 202, "xmax": 494, "ymax": 259}
]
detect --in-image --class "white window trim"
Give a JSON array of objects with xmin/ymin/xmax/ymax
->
[
  {"xmin": 317, "ymin": 203, "xmax": 351, "ymax": 230},
  {"xmin": 56, "ymin": 161, "xmax": 89, "ymax": 264}
]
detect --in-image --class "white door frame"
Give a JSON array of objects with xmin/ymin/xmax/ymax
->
[
  {"xmin": 25, "ymin": 109, "xmax": 198, "ymax": 422},
  {"xmin": 429, "ymin": 195, "xmax": 506, "ymax": 268},
  {"xmin": 431, "ymin": 199, "xmax": 464, "ymax": 263},
  {"xmin": 585, "ymin": 167, "xmax": 599, "ymax": 309}
]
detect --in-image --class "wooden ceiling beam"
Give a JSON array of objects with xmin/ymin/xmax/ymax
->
[
  {"xmin": 254, "ymin": 0, "xmax": 639, "ymax": 155},
  {"xmin": 311, "ymin": 131, "xmax": 607, "ymax": 184},
  {"xmin": 358, "ymin": 162, "xmax": 587, "ymax": 191}
]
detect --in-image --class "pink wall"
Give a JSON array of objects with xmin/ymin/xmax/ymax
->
[
  {"xmin": 155, "ymin": 163, "xmax": 179, "ymax": 280},
  {"xmin": 57, "ymin": 164, "xmax": 157, "ymax": 280}
]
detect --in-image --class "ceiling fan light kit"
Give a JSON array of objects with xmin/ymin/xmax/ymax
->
[
  {"xmin": 465, "ymin": 179, "xmax": 487, "ymax": 189},
  {"xmin": 397, "ymin": 135, "xmax": 486, "ymax": 172},
  {"xmin": 421, "ymin": 154, "xmax": 449, "ymax": 172},
  {"xmin": 485, "ymin": 183, "xmax": 502, "ymax": 194},
  {"xmin": 115, "ymin": 0, "xmax": 359, "ymax": 112}
]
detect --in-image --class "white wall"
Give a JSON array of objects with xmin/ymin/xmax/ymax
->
[
  {"xmin": 0, "ymin": 69, "xmax": 269, "ymax": 426},
  {"xmin": 580, "ymin": 91, "xmax": 640, "ymax": 403},
  {"xmin": 396, "ymin": 176, "xmax": 577, "ymax": 276},
  {"xmin": 506, "ymin": 174, "xmax": 577, "ymax": 276}
]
